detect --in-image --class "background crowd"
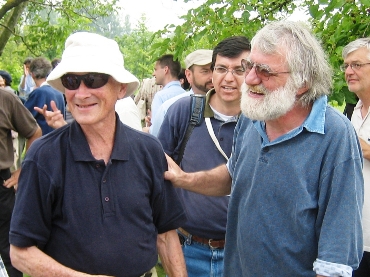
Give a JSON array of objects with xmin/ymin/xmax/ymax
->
[{"xmin": 0, "ymin": 19, "xmax": 369, "ymax": 277}]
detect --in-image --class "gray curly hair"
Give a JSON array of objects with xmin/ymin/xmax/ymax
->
[{"xmin": 251, "ymin": 21, "xmax": 333, "ymax": 106}]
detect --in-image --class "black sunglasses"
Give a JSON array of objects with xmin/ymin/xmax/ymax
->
[{"xmin": 61, "ymin": 73, "xmax": 110, "ymax": 90}]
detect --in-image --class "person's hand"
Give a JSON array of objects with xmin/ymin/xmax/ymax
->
[
  {"xmin": 145, "ymin": 109, "xmax": 152, "ymax": 127},
  {"xmin": 359, "ymin": 137, "xmax": 370, "ymax": 161},
  {"xmin": 23, "ymin": 64, "xmax": 29, "ymax": 76},
  {"xmin": 164, "ymin": 154, "xmax": 185, "ymax": 187},
  {"xmin": 3, "ymin": 169, "xmax": 20, "ymax": 190},
  {"xmin": 34, "ymin": 101, "xmax": 67, "ymax": 129}
]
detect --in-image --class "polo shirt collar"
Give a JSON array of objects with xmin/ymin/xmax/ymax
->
[
  {"xmin": 253, "ymin": 95, "xmax": 327, "ymax": 146},
  {"xmin": 302, "ymin": 95, "xmax": 327, "ymax": 134},
  {"xmin": 70, "ymin": 114, "xmax": 130, "ymax": 162},
  {"xmin": 204, "ymin": 88, "xmax": 215, "ymax": 118}
]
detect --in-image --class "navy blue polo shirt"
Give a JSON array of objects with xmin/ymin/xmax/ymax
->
[{"xmin": 10, "ymin": 116, "xmax": 186, "ymax": 277}]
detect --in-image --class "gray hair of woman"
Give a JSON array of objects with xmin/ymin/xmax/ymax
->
[{"xmin": 251, "ymin": 20, "xmax": 333, "ymax": 107}]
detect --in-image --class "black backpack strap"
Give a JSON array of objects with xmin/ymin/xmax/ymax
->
[{"xmin": 176, "ymin": 95, "xmax": 206, "ymax": 165}]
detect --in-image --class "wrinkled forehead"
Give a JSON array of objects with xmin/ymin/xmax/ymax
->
[
  {"xmin": 249, "ymin": 47, "xmax": 287, "ymax": 65},
  {"xmin": 344, "ymin": 47, "xmax": 370, "ymax": 62}
]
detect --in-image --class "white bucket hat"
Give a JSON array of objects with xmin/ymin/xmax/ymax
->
[{"xmin": 47, "ymin": 32, "xmax": 140, "ymax": 97}]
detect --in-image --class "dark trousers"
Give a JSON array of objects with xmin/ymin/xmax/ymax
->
[
  {"xmin": 0, "ymin": 185, "xmax": 22, "ymax": 277},
  {"xmin": 353, "ymin": 251, "xmax": 370, "ymax": 277}
]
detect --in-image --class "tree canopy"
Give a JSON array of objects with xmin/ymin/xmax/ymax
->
[
  {"xmin": 153, "ymin": 0, "xmax": 370, "ymax": 104},
  {"xmin": 0, "ymin": 0, "xmax": 369, "ymax": 103},
  {"xmin": 0, "ymin": 0, "xmax": 160, "ymax": 89}
]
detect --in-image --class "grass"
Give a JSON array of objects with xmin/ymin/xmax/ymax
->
[{"xmin": 156, "ymin": 263, "xmax": 166, "ymax": 277}]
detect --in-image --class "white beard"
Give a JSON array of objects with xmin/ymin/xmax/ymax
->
[{"xmin": 240, "ymin": 79, "xmax": 298, "ymax": 121}]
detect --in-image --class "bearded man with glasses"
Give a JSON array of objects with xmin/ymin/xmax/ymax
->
[
  {"xmin": 9, "ymin": 32, "xmax": 187, "ymax": 277},
  {"xmin": 164, "ymin": 21, "xmax": 364, "ymax": 277},
  {"xmin": 342, "ymin": 38, "xmax": 370, "ymax": 277}
]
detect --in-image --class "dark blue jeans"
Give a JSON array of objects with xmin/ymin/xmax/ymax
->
[{"xmin": 178, "ymin": 231, "xmax": 224, "ymax": 277}]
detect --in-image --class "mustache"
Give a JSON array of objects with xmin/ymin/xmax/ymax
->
[{"xmin": 243, "ymin": 83, "xmax": 269, "ymax": 95}]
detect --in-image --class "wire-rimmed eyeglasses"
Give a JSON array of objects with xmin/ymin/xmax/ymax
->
[
  {"xmin": 241, "ymin": 58, "xmax": 290, "ymax": 81},
  {"xmin": 340, "ymin": 62, "xmax": 370, "ymax": 72},
  {"xmin": 213, "ymin": 66, "xmax": 245, "ymax": 77}
]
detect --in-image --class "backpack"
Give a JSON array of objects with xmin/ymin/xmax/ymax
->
[{"xmin": 176, "ymin": 94, "xmax": 206, "ymax": 165}]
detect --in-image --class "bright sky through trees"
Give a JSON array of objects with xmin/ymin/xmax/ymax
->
[{"xmin": 119, "ymin": 0, "xmax": 207, "ymax": 31}]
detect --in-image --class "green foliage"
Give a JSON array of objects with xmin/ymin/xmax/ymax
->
[
  {"xmin": 0, "ymin": 0, "xmax": 120, "ymax": 90},
  {"xmin": 0, "ymin": 1, "xmax": 165, "ymax": 89},
  {"xmin": 153, "ymin": 0, "xmax": 297, "ymax": 61},
  {"xmin": 115, "ymin": 14, "xmax": 165, "ymax": 81},
  {"xmin": 308, "ymin": 0, "xmax": 370, "ymax": 104},
  {"xmin": 152, "ymin": 0, "xmax": 370, "ymax": 105}
]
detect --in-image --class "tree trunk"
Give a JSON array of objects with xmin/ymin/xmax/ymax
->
[{"xmin": 0, "ymin": 1, "xmax": 28, "ymax": 56}]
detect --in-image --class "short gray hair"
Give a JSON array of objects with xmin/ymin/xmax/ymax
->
[
  {"xmin": 251, "ymin": 21, "xmax": 333, "ymax": 106},
  {"xmin": 342, "ymin": 38, "xmax": 370, "ymax": 60},
  {"xmin": 29, "ymin": 57, "xmax": 52, "ymax": 80}
]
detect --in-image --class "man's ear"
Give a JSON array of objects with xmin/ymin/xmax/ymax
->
[
  {"xmin": 164, "ymin": 66, "xmax": 169, "ymax": 74},
  {"xmin": 118, "ymin": 83, "xmax": 128, "ymax": 99},
  {"xmin": 185, "ymin": 69, "xmax": 192, "ymax": 81},
  {"xmin": 297, "ymin": 82, "xmax": 309, "ymax": 96}
]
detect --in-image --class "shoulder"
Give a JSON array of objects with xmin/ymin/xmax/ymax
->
[
  {"xmin": 116, "ymin": 97, "xmax": 136, "ymax": 110},
  {"xmin": 0, "ymin": 88, "xmax": 21, "ymax": 102},
  {"xmin": 27, "ymin": 124, "xmax": 70, "ymax": 158},
  {"xmin": 121, "ymin": 124, "xmax": 165, "ymax": 157},
  {"xmin": 169, "ymin": 95, "xmax": 192, "ymax": 110},
  {"xmin": 325, "ymin": 106, "xmax": 356, "ymax": 134},
  {"xmin": 235, "ymin": 114, "xmax": 253, "ymax": 130},
  {"xmin": 165, "ymin": 96, "xmax": 192, "ymax": 119},
  {"xmin": 122, "ymin": 123, "xmax": 162, "ymax": 146}
]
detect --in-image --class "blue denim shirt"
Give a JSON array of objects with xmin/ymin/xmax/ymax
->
[{"xmin": 225, "ymin": 96, "xmax": 364, "ymax": 277}]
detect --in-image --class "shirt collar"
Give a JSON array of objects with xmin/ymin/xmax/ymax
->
[
  {"xmin": 301, "ymin": 95, "xmax": 327, "ymax": 134},
  {"xmin": 70, "ymin": 114, "xmax": 130, "ymax": 162},
  {"xmin": 203, "ymin": 88, "xmax": 240, "ymax": 122},
  {"xmin": 253, "ymin": 95, "xmax": 327, "ymax": 146},
  {"xmin": 163, "ymin": 80, "xmax": 182, "ymax": 89},
  {"xmin": 204, "ymin": 88, "xmax": 215, "ymax": 118}
]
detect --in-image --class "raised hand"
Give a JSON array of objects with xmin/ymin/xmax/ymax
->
[{"xmin": 34, "ymin": 100, "xmax": 67, "ymax": 129}]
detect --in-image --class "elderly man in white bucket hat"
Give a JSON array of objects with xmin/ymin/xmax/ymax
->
[{"xmin": 9, "ymin": 32, "xmax": 187, "ymax": 277}]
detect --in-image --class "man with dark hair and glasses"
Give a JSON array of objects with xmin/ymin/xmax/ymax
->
[
  {"xmin": 9, "ymin": 32, "xmax": 187, "ymax": 277},
  {"xmin": 342, "ymin": 37, "xmax": 370, "ymax": 277},
  {"xmin": 164, "ymin": 21, "xmax": 363, "ymax": 277},
  {"xmin": 158, "ymin": 36, "xmax": 250, "ymax": 277}
]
